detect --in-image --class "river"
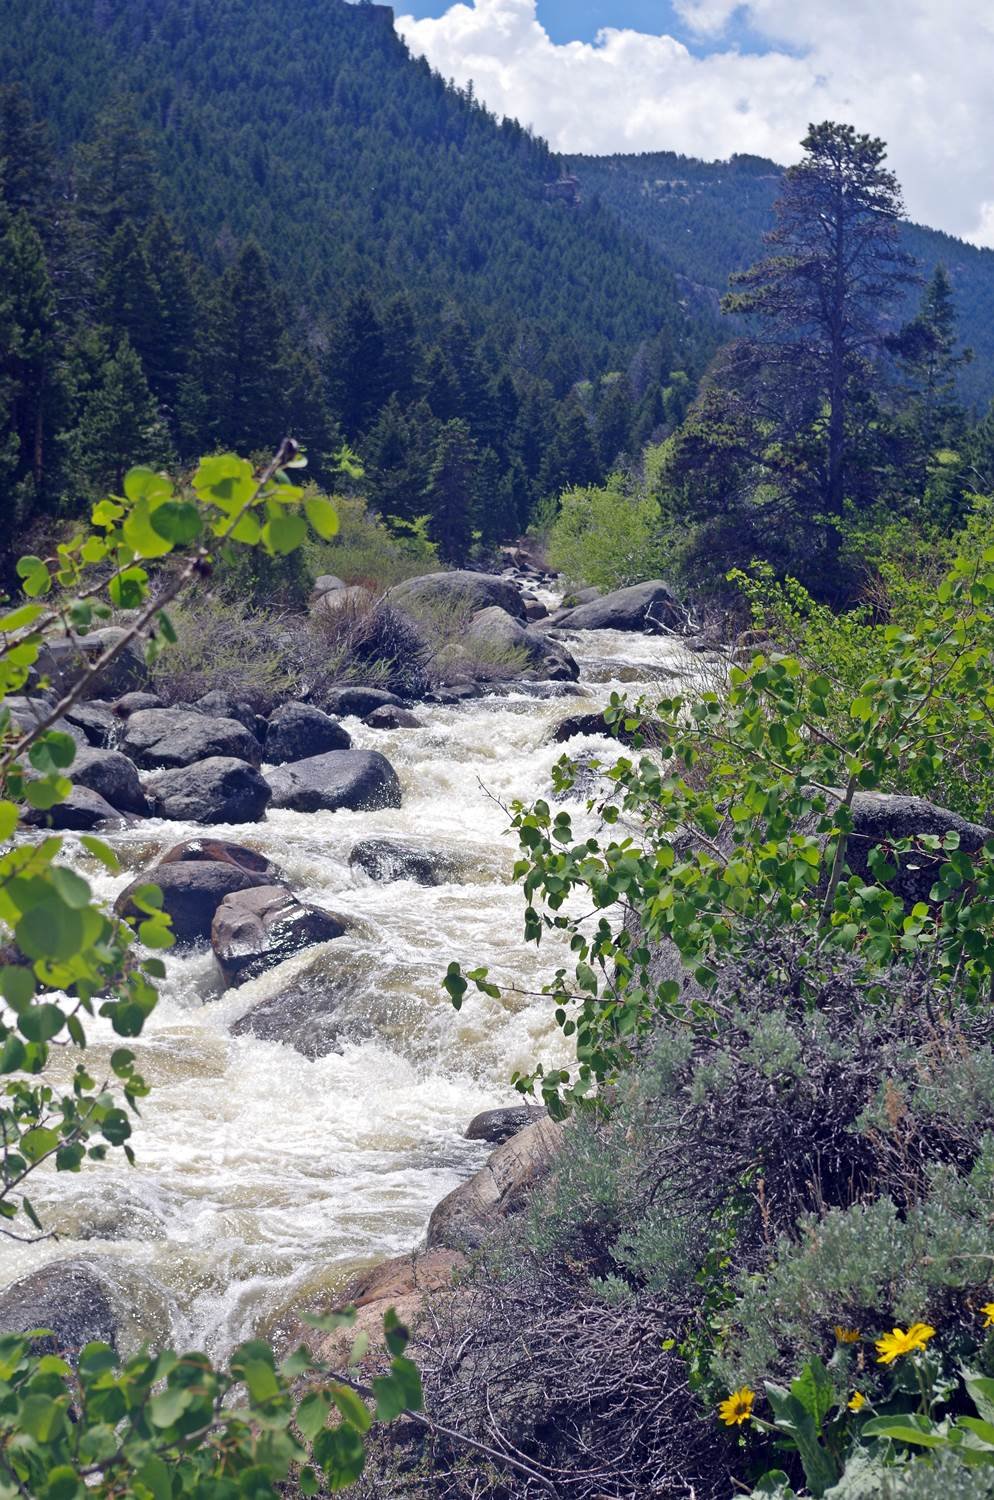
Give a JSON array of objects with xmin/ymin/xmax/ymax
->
[{"xmin": 0, "ymin": 619, "xmax": 696, "ymax": 1358}]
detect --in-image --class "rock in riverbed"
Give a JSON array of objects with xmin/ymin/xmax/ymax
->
[
  {"xmin": 264, "ymin": 701, "xmax": 351, "ymax": 764},
  {"xmin": 116, "ymin": 861, "xmax": 276, "ymax": 944},
  {"xmin": 266, "ymin": 750, "xmax": 401, "ymax": 814},
  {"xmin": 212, "ymin": 884, "xmax": 350, "ymax": 987},
  {"xmin": 144, "ymin": 757, "xmax": 272, "ymax": 824},
  {"xmin": 122, "ymin": 708, "xmax": 262, "ymax": 770}
]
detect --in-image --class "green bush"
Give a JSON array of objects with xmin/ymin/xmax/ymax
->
[
  {"xmin": 307, "ymin": 496, "xmax": 438, "ymax": 593},
  {"xmin": 148, "ymin": 588, "xmax": 298, "ymax": 707},
  {"xmin": 546, "ymin": 474, "xmax": 673, "ymax": 591}
]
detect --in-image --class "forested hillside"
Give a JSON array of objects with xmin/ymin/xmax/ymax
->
[
  {"xmin": 0, "ymin": 0, "xmax": 714, "ymax": 553},
  {"xmin": 577, "ymin": 150, "xmax": 994, "ymax": 409}
]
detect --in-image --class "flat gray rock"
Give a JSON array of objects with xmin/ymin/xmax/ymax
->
[
  {"xmin": 212, "ymin": 884, "xmax": 350, "ymax": 987},
  {"xmin": 122, "ymin": 708, "xmax": 261, "ymax": 770},
  {"xmin": 554, "ymin": 580, "xmax": 685, "ymax": 634},
  {"xmin": 387, "ymin": 570, "xmax": 526, "ymax": 623}
]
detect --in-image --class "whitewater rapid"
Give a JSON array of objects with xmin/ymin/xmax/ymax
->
[{"xmin": 0, "ymin": 625, "xmax": 698, "ymax": 1357}]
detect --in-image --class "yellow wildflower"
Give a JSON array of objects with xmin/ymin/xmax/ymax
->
[
  {"xmin": 718, "ymin": 1387, "xmax": 756, "ymax": 1426},
  {"xmin": 980, "ymin": 1302, "xmax": 994, "ymax": 1329},
  {"xmin": 848, "ymin": 1391, "xmax": 867, "ymax": 1412},
  {"xmin": 834, "ymin": 1326, "xmax": 861, "ymax": 1344},
  {"xmin": 874, "ymin": 1323, "xmax": 936, "ymax": 1364}
]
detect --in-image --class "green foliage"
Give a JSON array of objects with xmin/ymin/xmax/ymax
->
[
  {"xmin": 306, "ymin": 494, "xmax": 438, "ymax": 591},
  {"xmin": 545, "ymin": 474, "xmax": 672, "ymax": 590}
]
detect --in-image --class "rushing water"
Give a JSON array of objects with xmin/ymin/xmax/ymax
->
[{"xmin": 0, "ymin": 622, "xmax": 697, "ymax": 1357}]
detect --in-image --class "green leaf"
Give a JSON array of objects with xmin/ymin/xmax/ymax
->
[
  {"xmin": 0, "ymin": 801, "xmax": 19, "ymax": 840},
  {"xmin": 382, "ymin": 1308, "xmax": 409, "ymax": 1358},
  {"xmin": 19, "ymin": 1003, "xmax": 67, "ymax": 1043},
  {"xmin": 313, "ymin": 1423, "xmax": 366, "ymax": 1491},
  {"xmin": 331, "ymin": 1384, "xmax": 372, "ymax": 1434},
  {"xmin": 20, "ymin": 1126, "xmax": 61, "ymax": 1161},
  {"xmin": 305, "ymin": 496, "xmax": 339, "ymax": 540},
  {"xmin": 791, "ymin": 1357, "xmax": 834, "ymax": 1428},
  {"xmin": 40, "ymin": 1465, "xmax": 83, "ymax": 1500},
  {"xmin": 123, "ymin": 501, "xmax": 173, "ymax": 559},
  {"xmin": 79, "ymin": 835, "xmax": 119, "ymax": 873},
  {"xmin": 150, "ymin": 500, "xmax": 203, "ymax": 545},
  {"xmin": 296, "ymin": 1390, "xmax": 332, "ymax": 1441},
  {"xmin": 100, "ymin": 1109, "xmax": 131, "ymax": 1146},
  {"xmin": 18, "ymin": 1393, "xmax": 64, "ymax": 1441},
  {"xmin": 124, "ymin": 467, "xmax": 173, "ymax": 505},
  {"xmin": 241, "ymin": 1356, "xmax": 280, "ymax": 1404},
  {"xmin": 135, "ymin": 1457, "xmax": 172, "ymax": 1500},
  {"xmin": 148, "ymin": 1385, "xmax": 192, "ymax": 1428},
  {"xmin": 263, "ymin": 513, "xmax": 308, "ymax": 556},
  {"xmin": 861, "ymin": 1416, "xmax": 945, "ymax": 1447},
  {"xmin": 0, "ymin": 1035, "xmax": 26, "ymax": 1072}
]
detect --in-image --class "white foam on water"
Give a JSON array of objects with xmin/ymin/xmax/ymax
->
[{"xmin": 1, "ymin": 623, "xmax": 695, "ymax": 1357}]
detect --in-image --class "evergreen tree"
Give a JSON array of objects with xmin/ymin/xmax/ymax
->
[
  {"xmin": 142, "ymin": 213, "xmax": 203, "ymax": 438},
  {"xmin": 420, "ymin": 346, "xmax": 462, "ymax": 422},
  {"xmin": 724, "ymin": 123, "xmax": 917, "ymax": 527},
  {"xmin": 0, "ymin": 208, "xmax": 63, "ymax": 518},
  {"xmin": 891, "ymin": 265, "xmax": 971, "ymax": 494},
  {"xmin": 74, "ymin": 98, "xmax": 160, "ymax": 242},
  {"xmin": 424, "ymin": 418, "xmax": 479, "ymax": 563},
  {"xmin": 0, "ymin": 86, "xmax": 58, "ymax": 245},
  {"xmin": 594, "ymin": 374, "xmax": 634, "ymax": 471},
  {"xmin": 380, "ymin": 292, "xmax": 421, "ymax": 406},
  {"xmin": 98, "ymin": 221, "xmax": 165, "ymax": 378},
  {"xmin": 539, "ymin": 399, "xmax": 600, "ymax": 500},
  {"xmin": 213, "ymin": 240, "xmax": 291, "ymax": 454},
  {"xmin": 72, "ymin": 335, "xmax": 173, "ymax": 493},
  {"xmin": 328, "ymin": 290, "xmax": 389, "ymax": 439}
]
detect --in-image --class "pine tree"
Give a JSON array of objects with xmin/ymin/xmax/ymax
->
[
  {"xmin": 328, "ymin": 290, "xmax": 389, "ymax": 439},
  {"xmin": 594, "ymin": 374, "xmax": 634, "ymax": 472},
  {"xmin": 72, "ymin": 335, "xmax": 173, "ymax": 493},
  {"xmin": 380, "ymin": 293, "xmax": 421, "ymax": 406},
  {"xmin": 0, "ymin": 208, "xmax": 63, "ymax": 517},
  {"xmin": 213, "ymin": 240, "xmax": 290, "ymax": 454},
  {"xmin": 98, "ymin": 221, "xmax": 166, "ymax": 378},
  {"xmin": 424, "ymin": 418, "xmax": 479, "ymax": 564},
  {"xmin": 142, "ymin": 214, "xmax": 203, "ymax": 438},
  {"xmin": 74, "ymin": 98, "xmax": 160, "ymax": 243},
  {"xmin": 0, "ymin": 86, "xmax": 58, "ymax": 246},
  {"xmin": 539, "ymin": 399, "xmax": 600, "ymax": 500},
  {"xmin": 891, "ymin": 265, "xmax": 971, "ymax": 493}
]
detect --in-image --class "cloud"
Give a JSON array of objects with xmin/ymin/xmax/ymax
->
[{"xmin": 394, "ymin": 0, "xmax": 994, "ymax": 246}]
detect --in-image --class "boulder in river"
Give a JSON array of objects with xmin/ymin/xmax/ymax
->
[
  {"xmin": 230, "ymin": 966, "xmax": 367, "ymax": 1056},
  {"xmin": 387, "ymin": 570, "xmax": 527, "ymax": 623},
  {"xmin": 823, "ymin": 790, "xmax": 993, "ymax": 906},
  {"xmin": 554, "ymin": 579, "xmax": 686, "ymax": 634},
  {"xmin": 0, "ymin": 1260, "xmax": 118, "ymax": 1356},
  {"xmin": 465, "ymin": 1105, "xmax": 548, "ymax": 1144},
  {"xmin": 364, "ymin": 705, "xmax": 424, "ymax": 730},
  {"xmin": 158, "ymin": 837, "xmax": 281, "ymax": 878},
  {"xmin": 193, "ymin": 691, "xmax": 260, "ymax": 734},
  {"xmin": 266, "ymin": 749, "xmax": 402, "ymax": 814},
  {"xmin": 145, "ymin": 756, "xmax": 272, "ymax": 824},
  {"xmin": 24, "ymin": 784, "xmax": 124, "ymax": 831},
  {"xmin": 116, "ymin": 861, "xmax": 276, "ymax": 943},
  {"xmin": 211, "ymin": 884, "xmax": 350, "ymax": 987},
  {"xmin": 70, "ymin": 746, "xmax": 148, "ymax": 815},
  {"xmin": 65, "ymin": 701, "xmax": 117, "ymax": 747},
  {"xmin": 427, "ymin": 1116, "xmax": 564, "ymax": 1251},
  {"xmin": 264, "ymin": 701, "xmax": 351, "ymax": 764},
  {"xmin": 34, "ymin": 628, "xmax": 149, "ymax": 700},
  {"xmin": 320, "ymin": 686, "xmax": 405, "ymax": 719},
  {"xmin": 464, "ymin": 607, "xmax": 579, "ymax": 682},
  {"xmin": 122, "ymin": 708, "xmax": 262, "ymax": 770},
  {"xmin": 349, "ymin": 837, "xmax": 462, "ymax": 886},
  {"xmin": 113, "ymin": 691, "xmax": 163, "ymax": 717}
]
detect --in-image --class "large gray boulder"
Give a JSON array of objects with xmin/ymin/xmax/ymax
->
[
  {"xmin": 264, "ymin": 702, "xmax": 351, "ymax": 764},
  {"xmin": 70, "ymin": 747, "xmax": 148, "ymax": 815},
  {"xmin": 463, "ymin": 607, "xmax": 579, "ymax": 683},
  {"xmin": 122, "ymin": 708, "xmax": 262, "ymax": 770},
  {"xmin": 427, "ymin": 1117, "xmax": 564, "ymax": 1251},
  {"xmin": 144, "ymin": 757, "xmax": 271, "ymax": 825},
  {"xmin": 24, "ymin": 785, "xmax": 123, "ymax": 831},
  {"xmin": 34, "ymin": 628, "xmax": 149, "ymax": 700},
  {"xmin": 65, "ymin": 701, "xmax": 117, "ymax": 747},
  {"xmin": 320, "ymin": 687, "xmax": 405, "ymax": 719},
  {"xmin": 193, "ymin": 692, "xmax": 260, "ymax": 734},
  {"xmin": 0, "ymin": 1261, "xmax": 118, "ymax": 1356},
  {"xmin": 349, "ymin": 837, "xmax": 463, "ymax": 887},
  {"xmin": 387, "ymin": 570, "xmax": 526, "ymax": 623},
  {"xmin": 115, "ymin": 861, "xmax": 276, "ymax": 944},
  {"xmin": 231, "ymin": 970, "xmax": 364, "ymax": 1058},
  {"xmin": 211, "ymin": 885, "xmax": 350, "ymax": 987},
  {"xmin": 266, "ymin": 750, "xmax": 401, "ymax": 814},
  {"xmin": 554, "ymin": 580, "xmax": 685, "ymax": 634},
  {"xmin": 830, "ymin": 791, "xmax": 993, "ymax": 906}
]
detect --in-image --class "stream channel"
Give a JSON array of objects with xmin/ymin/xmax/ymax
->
[{"xmin": 1, "ymin": 617, "xmax": 696, "ymax": 1359}]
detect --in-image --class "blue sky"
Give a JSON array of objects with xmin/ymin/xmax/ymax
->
[{"xmin": 398, "ymin": 1, "xmax": 769, "ymax": 51}]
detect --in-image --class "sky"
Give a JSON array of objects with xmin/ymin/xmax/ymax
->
[{"xmin": 388, "ymin": 0, "xmax": 994, "ymax": 248}]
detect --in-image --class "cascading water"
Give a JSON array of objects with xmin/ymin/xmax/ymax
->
[{"xmin": 0, "ymin": 625, "xmax": 697, "ymax": 1357}]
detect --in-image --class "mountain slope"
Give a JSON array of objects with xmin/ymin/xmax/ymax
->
[
  {"xmin": 0, "ymin": 0, "xmax": 713, "ymax": 379},
  {"xmin": 575, "ymin": 150, "xmax": 994, "ymax": 410}
]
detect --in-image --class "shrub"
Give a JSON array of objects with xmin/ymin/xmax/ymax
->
[
  {"xmin": 148, "ymin": 588, "xmax": 298, "ymax": 708},
  {"xmin": 307, "ymin": 496, "xmax": 438, "ymax": 592},
  {"xmin": 546, "ymin": 474, "xmax": 673, "ymax": 591},
  {"xmin": 304, "ymin": 591, "xmax": 432, "ymax": 700}
]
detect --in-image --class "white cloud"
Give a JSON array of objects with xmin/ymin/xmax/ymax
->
[{"xmin": 394, "ymin": 0, "xmax": 994, "ymax": 246}]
